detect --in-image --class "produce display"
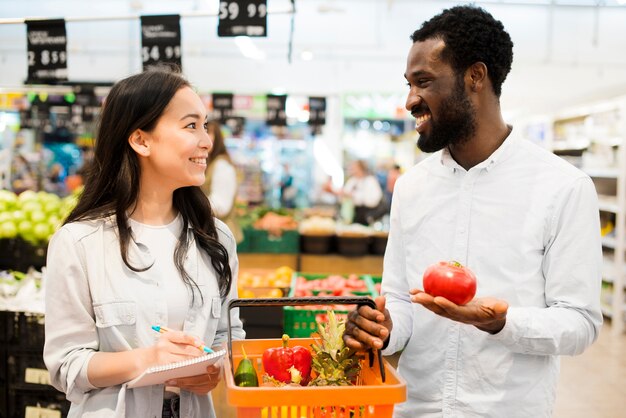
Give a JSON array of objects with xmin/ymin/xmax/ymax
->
[
  {"xmin": 422, "ymin": 260, "xmax": 477, "ymax": 305},
  {"xmin": 237, "ymin": 266, "xmax": 293, "ymax": 298},
  {"xmin": 0, "ymin": 189, "xmax": 78, "ymax": 243},
  {"xmin": 292, "ymin": 274, "xmax": 369, "ymax": 297},
  {"xmin": 299, "ymin": 216, "xmax": 336, "ymax": 235}
]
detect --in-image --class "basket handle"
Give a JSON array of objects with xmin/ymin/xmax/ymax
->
[{"xmin": 226, "ymin": 296, "xmax": 386, "ymax": 382}]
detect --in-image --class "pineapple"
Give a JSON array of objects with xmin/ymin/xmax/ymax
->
[{"xmin": 309, "ymin": 310, "xmax": 362, "ymax": 386}]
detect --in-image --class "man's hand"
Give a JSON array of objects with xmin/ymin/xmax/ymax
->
[
  {"xmin": 410, "ymin": 289, "xmax": 508, "ymax": 334},
  {"xmin": 343, "ymin": 296, "xmax": 393, "ymax": 350}
]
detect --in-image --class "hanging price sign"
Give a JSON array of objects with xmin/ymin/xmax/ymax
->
[
  {"xmin": 212, "ymin": 93, "xmax": 234, "ymax": 123},
  {"xmin": 218, "ymin": 0, "xmax": 267, "ymax": 37},
  {"xmin": 266, "ymin": 94, "xmax": 287, "ymax": 126},
  {"xmin": 25, "ymin": 19, "xmax": 68, "ymax": 83},
  {"xmin": 308, "ymin": 97, "xmax": 327, "ymax": 126},
  {"xmin": 140, "ymin": 15, "xmax": 182, "ymax": 70}
]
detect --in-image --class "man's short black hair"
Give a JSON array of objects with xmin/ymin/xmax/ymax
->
[{"xmin": 411, "ymin": 5, "xmax": 513, "ymax": 97}]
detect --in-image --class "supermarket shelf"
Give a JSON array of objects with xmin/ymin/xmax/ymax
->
[
  {"xmin": 602, "ymin": 236, "xmax": 616, "ymax": 249},
  {"xmin": 602, "ymin": 256, "xmax": 626, "ymax": 285},
  {"xmin": 238, "ymin": 253, "xmax": 299, "ymax": 271},
  {"xmin": 598, "ymin": 195, "xmax": 620, "ymax": 213},
  {"xmin": 583, "ymin": 168, "xmax": 620, "ymax": 179},
  {"xmin": 300, "ymin": 254, "xmax": 383, "ymax": 276}
]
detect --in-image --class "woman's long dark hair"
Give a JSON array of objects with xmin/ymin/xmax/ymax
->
[
  {"xmin": 64, "ymin": 68, "xmax": 232, "ymax": 302},
  {"xmin": 206, "ymin": 121, "xmax": 232, "ymax": 165}
]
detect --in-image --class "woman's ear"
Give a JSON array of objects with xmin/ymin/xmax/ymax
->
[{"xmin": 128, "ymin": 129, "xmax": 150, "ymax": 156}]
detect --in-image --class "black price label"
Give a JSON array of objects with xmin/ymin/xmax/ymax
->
[
  {"xmin": 266, "ymin": 94, "xmax": 287, "ymax": 126},
  {"xmin": 308, "ymin": 97, "xmax": 327, "ymax": 126},
  {"xmin": 140, "ymin": 15, "xmax": 182, "ymax": 70},
  {"xmin": 212, "ymin": 93, "xmax": 234, "ymax": 122},
  {"xmin": 26, "ymin": 19, "xmax": 68, "ymax": 83},
  {"xmin": 218, "ymin": 0, "xmax": 267, "ymax": 37}
]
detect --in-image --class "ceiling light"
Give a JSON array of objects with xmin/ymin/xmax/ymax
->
[
  {"xmin": 300, "ymin": 50, "xmax": 314, "ymax": 61},
  {"xmin": 234, "ymin": 36, "xmax": 266, "ymax": 60}
]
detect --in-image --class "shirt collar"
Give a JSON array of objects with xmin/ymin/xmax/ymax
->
[{"xmin": 440, "ymin": 124, "xmax": 518, "ymax": 173}]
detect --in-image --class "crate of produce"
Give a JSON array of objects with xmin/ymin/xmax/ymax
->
[
  {"xmin": 371, "ymin": 276, "xmax": 382, "ymax": 297},
  {"xmin": 285, "ymin": 274, "xmax": 376, "ymax": 338},
  {"xmin": 0, "ymin": 238, "xmax": 20, "ymax": 270},
  {"xmin": 237, "ymin": 267, "xmax": 293, "ymax": 299},
  {"xmin": 4, "ymin": 311, "xmax": 45, "ymax": 350},
  {"xmin": 7, "ymin": 351, "xmax": 52, "ymax": 389},
  {"xmin": 300, "ymin": 233, "xmax": 335, "ymax": 254},
  {"xmin": 0, "ymin": 347, "xmax": 6, "ymax": 418},
  {"xmin": 7, "ymin": 387, "xmax": 70, "ymax": 418},
  {"xmin": 246, "ymin": 228, "xmax": 300, "ymax": 254},
  {"xmin": 370, "ymin": 231, "xmax": 388, "ymax": 255},
  {"xmin": 224, "ymin": 297, "xmax": 406, "ymax": 418},
  {"xmin": 299, "ymin": 216, "xmax": 337, "ymax": 254}
]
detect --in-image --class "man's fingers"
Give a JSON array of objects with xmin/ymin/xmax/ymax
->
[{"xmin": 344, "ymin": 325, "xmax": 384, "ymax": 350}]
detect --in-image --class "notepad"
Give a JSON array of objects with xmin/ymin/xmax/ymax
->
[{"xmin": 126, "ymin": 349, "xmax": 226, "ymax": 388}]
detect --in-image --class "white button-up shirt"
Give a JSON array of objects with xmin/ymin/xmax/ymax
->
[
  {"xmin": 43, "ymin": 217, "xmax": 245, "ymax": 418},
  {"xmin": 382, "ymin": 128, "xmax": 603, "ymax": 418}
]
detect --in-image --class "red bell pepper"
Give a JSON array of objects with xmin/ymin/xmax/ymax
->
[{"xmin": 262, "ymin": 334, "xmax": 312, "ymax": 386}]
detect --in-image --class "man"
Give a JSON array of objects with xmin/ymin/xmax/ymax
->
[{"xmin": 343, "ymin": 5, "xmax": 602, "ymax": 418}]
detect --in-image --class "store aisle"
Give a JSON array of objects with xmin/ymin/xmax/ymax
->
[{"xmin": 554, "ymin": 321, "xmax": 626, "ymax": 418}]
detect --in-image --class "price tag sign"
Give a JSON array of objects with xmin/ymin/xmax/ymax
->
[
  {"xmin": 308, "ymin": 97, "xmax": 327, "ymax": 126},
  {"xmin": 212, "ymin": 92, "xmax": 234, "ymax": 122},
  {"xmin": 218, "ymin": 0, "xmax": 267, "ymax": 37},
  {"xmin": 266, "ymin": 94, "xmax": 287, "ymax": 126},
  {"xmin": 140, "ymin": 15, "xmax": 182, "ymax": 70},
  {"xmin": 25, "ymin": 19, "xmax": 68, "ymax": 83}
]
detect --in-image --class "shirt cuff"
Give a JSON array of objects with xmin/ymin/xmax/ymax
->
[{"xmin": 487, "ymin": 306, "xmax": 527, "ymax": 349}]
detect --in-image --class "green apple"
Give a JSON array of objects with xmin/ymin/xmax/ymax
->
[
  {"xmin": 29, "ymin": 210, "xmax": 47, "ymax": 224},
  {"xmin": 18, "ymin": 190, "xmax": 38, "ymax": 203},
  {"xmin": 11, "ymin": 210, "xmax": 26, "ymax": 223},
  {"xmin": 0, "ymin": 212, "xmax": 12, "ymax": 223},
  {"xmin": 20, "ymin": 200, "xmax": 43, "ymax": 214},
  {"xmin": 0, "ymin": 221, "xmax": 18, "ymax": 239},
  {"xmin": 33, "ymin": 223, "xmax": 51, "ymax": 241}
]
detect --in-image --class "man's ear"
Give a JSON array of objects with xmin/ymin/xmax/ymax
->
[
  {"xmin": 128, "ymin": 129, "xmax": 150, "ymax": 156},
  {"xmin": 467, "ymin": 62, "xmax": 488, "ymax": 93}
]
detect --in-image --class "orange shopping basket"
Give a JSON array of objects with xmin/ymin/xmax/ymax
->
[{"xmin": 225, "ymin": 297, "xmax": 407, "ymax": 418}]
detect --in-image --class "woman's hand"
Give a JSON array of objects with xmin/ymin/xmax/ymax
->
[
  {"xmin": 166, "ymin": 364, "xmax": 222, "ymax": 395},
  {"xmin": 149, "ymin": 330, "xmax": 205, "ymax": 366}
]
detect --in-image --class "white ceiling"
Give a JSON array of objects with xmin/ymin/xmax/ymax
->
[{"xmin": 1, "ymin": 0, "xmax": 626, "ymax": 120}]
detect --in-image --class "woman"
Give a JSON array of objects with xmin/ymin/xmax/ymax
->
[
  {"xmin": 43, "ymin": 68, "xmax": 245, "ymax": 418},
  {"xmin": 200, "ymin": 121, "xmax": 242, "ymax": 243},
  {"xmin": 342, "ymin": 159, "xmax": 385, "ymax": 225}
]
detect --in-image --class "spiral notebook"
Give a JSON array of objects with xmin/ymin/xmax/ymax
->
[{"xmin": 126, "ymin": 348, "xmax": 226, "ymax": 388}]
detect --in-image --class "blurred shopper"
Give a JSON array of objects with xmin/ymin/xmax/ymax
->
[
  {"xmin": 11, "ymin": 153, "xmax": 37, "ymax": 193},
  {"xmin": 385, "ymin": 163, "xmax": 401, "ymax": 204},
  {"xmin": 201, "ymin": 121, "xmax": 243, "ymax": 243},
  {"xmin": 341, "ymin": 159, "xmax": 385, "ymax": 225},
  {"xmin": 279, "ymin": 163, "xmax": 297, "ymax": 208},
  {"xmin": 344, "ymin": 6, "xmax": 602, "ymax": 418},
  {"xmin": 44, "ymin": 67, "xmax": 245, "ymax": 418}
]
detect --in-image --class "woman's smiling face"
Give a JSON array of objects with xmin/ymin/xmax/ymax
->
[{"xmin": 139, "ymin": 86, "xmax": 213, "ymax": 191}]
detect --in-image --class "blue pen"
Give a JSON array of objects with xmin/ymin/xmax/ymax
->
[{"xmin": 151, "ymin": 325, "xmax": 213, "ymax": 353}]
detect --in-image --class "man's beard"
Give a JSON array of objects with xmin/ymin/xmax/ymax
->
[{"xmin": 417, "ymin": 77, "xmax": 477, "ymax": 153}]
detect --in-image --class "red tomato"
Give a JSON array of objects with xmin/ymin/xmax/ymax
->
[{"xmin": 422, "ymin": 261, "xmax": 477, "ymax": 305}]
